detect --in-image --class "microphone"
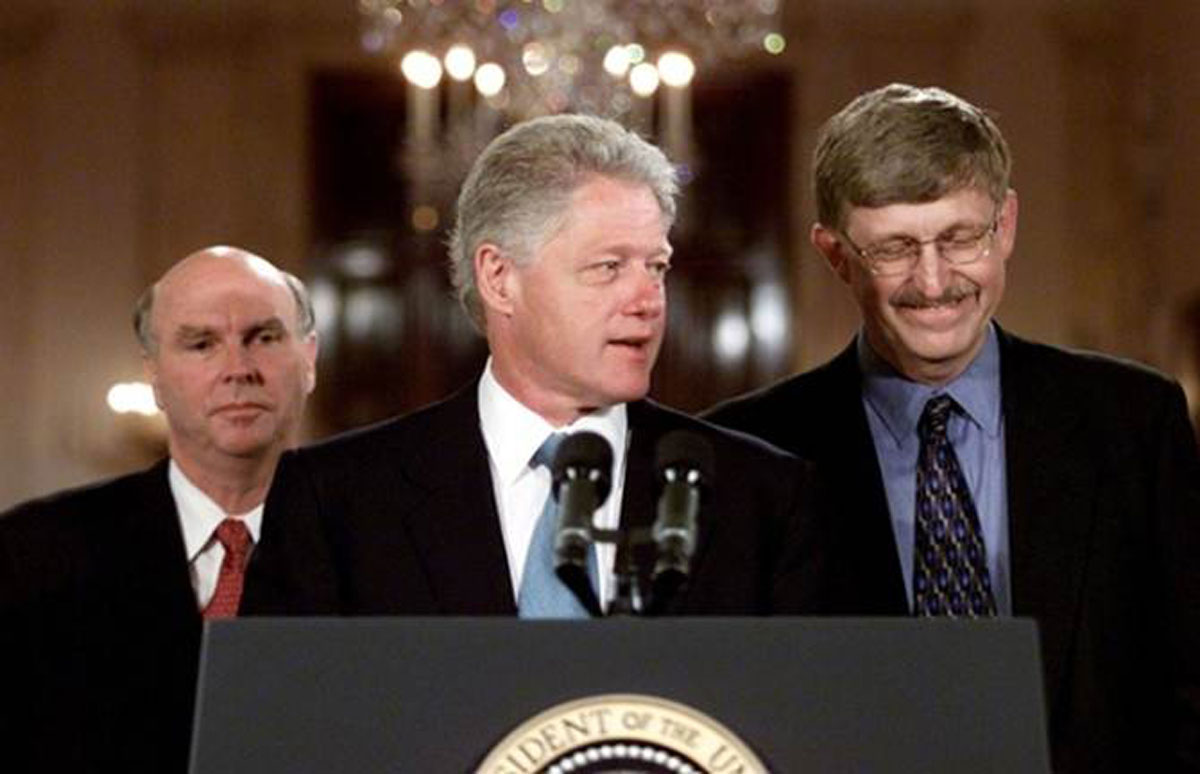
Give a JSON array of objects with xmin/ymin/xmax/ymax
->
[
  {"xmin": 651, "ymin": 430, "xmax": 714, "ymax": 601},
  {"xmin": 550, "ymin": 431, "xmax": 612, "ymax": 616}
]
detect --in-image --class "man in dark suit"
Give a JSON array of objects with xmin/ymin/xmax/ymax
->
[
  {"xmin": 246, "ymin": 114, "xmax": 820, "ymax": 619},
  {"xmin": 0, "ymin": 246, "xmax": 318, "ymax": 772},
  {"xmin": 705, "ymin": 83, "xmax": 1200, "ymax": 772}
]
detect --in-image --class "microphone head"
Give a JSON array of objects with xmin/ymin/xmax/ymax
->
[
  {"xmin": 551, "ymin": 430, "xmax": 614, "ymax": 503},
  {"xmin": 655, "ymin": 430, "xmax": 715, "ymax": 485}
]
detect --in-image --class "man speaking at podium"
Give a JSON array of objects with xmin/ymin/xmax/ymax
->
[{"xmin": 247, "ymin": 114, "xmax": 821, "ymax": 618}]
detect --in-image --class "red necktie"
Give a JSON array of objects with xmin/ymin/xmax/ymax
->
[{"xmin": 203, "ymin": 518, "xmax": 253, "ymax": 619}]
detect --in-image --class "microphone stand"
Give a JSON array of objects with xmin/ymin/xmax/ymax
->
[{"xmin": 588, "ymin": 526, "xmax": 656, "ymax": 617}]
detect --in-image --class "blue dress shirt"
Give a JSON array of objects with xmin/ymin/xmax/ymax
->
[{"xmin": 858, "ymin": 324, "xmax": 1011, "ymax": 614}]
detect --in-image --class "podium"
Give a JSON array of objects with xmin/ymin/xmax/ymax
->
[{"xmin": 190, "ymin": 617, "xmax": 1049, "ymax": 773}]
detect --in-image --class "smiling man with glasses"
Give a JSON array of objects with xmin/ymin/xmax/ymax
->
[
  {"xmin": 706, "ymin": 83, "xmax": 1200, "ymax": 773},
  {"xmin": 826, "ymin": 186, "xmax": 1012, "ymax": 385}
]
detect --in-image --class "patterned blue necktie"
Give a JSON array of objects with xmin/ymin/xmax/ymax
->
[
  {"xmin": 517, "ymin": 433, "xmax": 595, "ymax": 618},
  {"xmin": 912, "ymin": 395, "xmax": 997, "ymax": 617}
]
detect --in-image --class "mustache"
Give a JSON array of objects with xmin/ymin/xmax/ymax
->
[{"xmin": 891, "ymin": 282, "xmax": 978, "ymax": 309}]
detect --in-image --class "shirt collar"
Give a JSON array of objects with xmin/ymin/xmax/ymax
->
[
  {"xmin": 169, "ymin": 460, "xmax": 264, "ymax": 562},
  {"xmin": 478, "ymin": 358, "xmax": 628, "ymax": 487},
  {"xmin": 858, "ymin": 323, "xmax": 1003, "ymax": 448}
]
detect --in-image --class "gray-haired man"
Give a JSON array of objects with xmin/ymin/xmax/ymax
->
[{"xmin": 248, "ymin": 114, "xmax": 823, "ymax": 619}]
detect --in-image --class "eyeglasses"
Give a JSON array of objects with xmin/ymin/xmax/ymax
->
[{"xmin": 838, "ymin": 216, "xmax": 1000, "ymax": 277}]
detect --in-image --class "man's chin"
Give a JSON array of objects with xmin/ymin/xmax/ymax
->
[
  {"xmin": 593, "ymin": 376, "xmax": 652, "ymax": 408},
  {"xmin": 213, "ymin": 432, "xmax": 277, "ymax": 461}
]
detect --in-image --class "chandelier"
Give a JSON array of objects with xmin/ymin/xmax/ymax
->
[
  {"xmin": 356, "ymin": 0, "xmax": 786, "ymax": 194},
  {"xmin": 359, "ymin": 0, "xmax": 785, "ymax": 118}
]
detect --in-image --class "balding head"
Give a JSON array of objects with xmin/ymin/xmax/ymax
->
[
  {"xmin": 138, "ymin": 246, "xmax": 319, "ymax": 498},
  {"xmin": 134, "ymin": 246, "xmax": 314, "ymax": 356}
]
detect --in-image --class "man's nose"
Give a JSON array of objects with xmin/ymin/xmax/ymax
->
[
  {"xmin": 909, "ymin": 241, "xmax": 952, "ymax": 296},
  {"xmin": 222, "ymin": 345, "xmax": 264, "ymax": 384},
  {"xmin": 625, "ymin": 265, "xmax": 666, "ymax": 318}
]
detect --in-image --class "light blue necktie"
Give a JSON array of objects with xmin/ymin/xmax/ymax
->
[{"xmin": 517, "ymin": 433, "xmax": 596, "ymax": 618}]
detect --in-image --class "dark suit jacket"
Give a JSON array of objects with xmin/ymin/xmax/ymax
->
[
  {"xmin": 245, "ymin": 382, "xmax": 822, "ymax": 616},
  {"xmin": 704, "ymin": 328, "xmax": 1200, "ymax": 773},
  {"xmin": 0, "ymin": 461, "xmax": 201, "ymax": 774}
]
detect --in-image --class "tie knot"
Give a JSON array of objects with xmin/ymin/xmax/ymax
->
[
  {"xmin": 918, "ymin": 395, "xmax": 957, "ymax": 441},
  {"xmin": 213, "ymin": 518, "xmax": 252, "ymax": 560},
  {"xmin": 531, "ymin": 432, "xmax": 566, "ymax": 470}
]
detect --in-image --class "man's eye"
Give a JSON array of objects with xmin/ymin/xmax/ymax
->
[
  {"xmin": 941, "ymin": 230, "xmax": 984, "ymax": 249},
  {"xmin": 871, "ymin": 240, "xmax": 917, "ymax": 261},
  {"xmin": 585, "ymin": 261, "xmax": 621, "ymax": 281},
  {"xmin": 648, "ymin": 260, "xmax": 671, "ymax": 279},
  {"xmin": 186, "ymin": 340, "xmax": 213, "ymax": 352}
]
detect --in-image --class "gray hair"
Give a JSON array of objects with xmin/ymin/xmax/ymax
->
[
  {"xmin": 448, "ymin": 113, "xmax": 679, "ymax": 328},
  {"xmin": 814, "ymin": 83, "xmax": 1012, "ymax": 231},
  {"xmin": 133, "ymin": 269, "xmax": 315, "ymax": 355}
]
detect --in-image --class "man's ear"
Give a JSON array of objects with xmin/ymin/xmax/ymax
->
[
  {"xmin": 143, "ymin": 354, "xmax": 165, "ymax": 410},
  {"xmin": 474, "ymin": 243, "xmax": 516, "ymax": 317},
  {"xmin": 811, "ymin": 223, "xmax": 852, "ymax": 284},
  {"xmin": 301, "ymin": 332, "xmax": 318, "ymax": 394},
  {"xmin": 994, "ymin": 188, "xmax": 1019, "ymax": 265}
]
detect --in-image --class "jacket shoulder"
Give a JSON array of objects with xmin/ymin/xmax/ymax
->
[
  {"xmin": 1, "ymin": 464, "xmax": 166, "ymax": 530},
  {"xmin": 1003, "ymin": 334, "xmax": 1185, "ymax": 407},
  {"xmin": 0, "ymin": 464, "xmax": 171, "ymax": 601},
  {"xmin": 702, "ymin": 347, "xmax": 856, "ymax": 448},
  {"xmin": 638, "ymin": 400, "xmax": 810, "ymax": 473},
  {"xmin": 296, "ymin": 383, "xmax": 477, "ymax": 466}
]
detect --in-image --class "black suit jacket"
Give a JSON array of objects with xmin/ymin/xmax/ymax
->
[
  {"xmin": 0, "ymin": 461, "xmax": 201, "ymax": 774},
  {"xmin": 704, "ymin": 328, "xmax": 1200, "ymax": 773},
  {"xmin": 245, "ymin": 382, "xmax": 822, "ymax": 616}
]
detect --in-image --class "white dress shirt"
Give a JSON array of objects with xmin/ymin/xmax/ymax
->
[
  {"xmin": 168, "ymin": 460, "xmax": 264, "ymax": 610},
  {"xmin": 478, "ymin": 360, "xmax": 628, "ymax": 609}
]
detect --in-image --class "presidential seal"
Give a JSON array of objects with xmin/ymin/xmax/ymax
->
[{"xmin": 476, "ymin": 694, "xmax": 768, "ymax": 774}]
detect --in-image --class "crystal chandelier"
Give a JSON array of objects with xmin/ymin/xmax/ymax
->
[
  {"xmin": 356, "ymin": 0, "xmax": 785, "ymax": 194},
  {"xmin": 359, "ymin": 0, "xmax": 785, "ymax": 120}
]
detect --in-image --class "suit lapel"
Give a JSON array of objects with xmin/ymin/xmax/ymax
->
[
  {"xmin": 621, "ymin": 401, "xmax": 663, "ymax": 534},
  {"xmin": 619, "ymin": 403, "xmax": 704, "ymax": 587},
  {"xmin": 121, "ymin": 462, "xmax": 201, "ymax": 623},
  {"xmin": 397, "ymin": 385, "xmax": 516, "ymax": 614},
  {"xmin": 1000, "ymin": 330, "xmax": 1095, "ymax": 712},
  {"xmin": 620, "ymin": 402, "xmax": 718, "ymax": 611},
  {"xmin": 609, "ymin": 402, "xmax": 656, "ymax": 608},
  {"xmin": 820, "ymin": 345, "xmax": 910, "ymax": 613}
]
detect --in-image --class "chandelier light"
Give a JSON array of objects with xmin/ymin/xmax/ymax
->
[
  {"xmin": 357, "ymin": 0, "xmax": 785, "ymax": 229},
  {"xmin": 359, "ymin": 0, "xmax": 784, "ymax": 119}
]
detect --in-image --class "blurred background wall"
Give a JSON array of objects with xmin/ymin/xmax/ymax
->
[{"xmin": 3, "ymin": 0, "xmax": 1199, "ymax": 510}]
